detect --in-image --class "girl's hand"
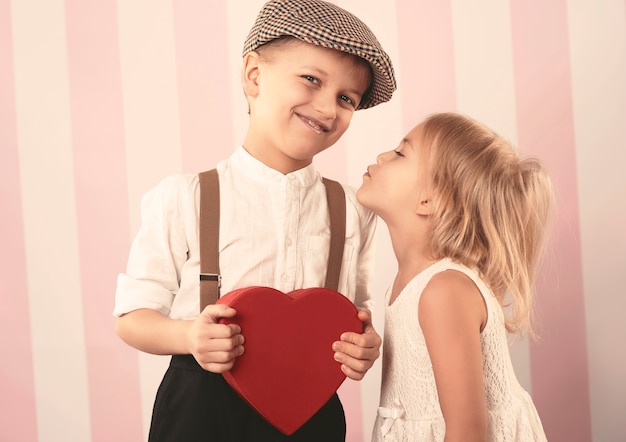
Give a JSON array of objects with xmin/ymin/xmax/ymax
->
[
  {"xmin": 187, "ymin": 304, "xmax": 245, "ymax": 373},
  {"xmin": 332, "ymin": 309, "xmax": 381, "ymax": 380}
]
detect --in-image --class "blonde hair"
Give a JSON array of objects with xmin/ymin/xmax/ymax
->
[{"xmin": 421, "ymin": 113, "xmax": 553, "ymax": 336}]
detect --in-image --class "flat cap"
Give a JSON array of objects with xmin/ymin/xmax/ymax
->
[{"xmin": 243, "ymin": 0, "xmax": 396, "ymax": 109}]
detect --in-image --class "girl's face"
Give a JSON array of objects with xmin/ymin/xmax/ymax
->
[
  {"xmin": 357, "ymin": 123, "xmax": 432, "ymax": 223},
  {"xmin": 243, "ymin": 39, "xmax": 371, "ymax": 174}
]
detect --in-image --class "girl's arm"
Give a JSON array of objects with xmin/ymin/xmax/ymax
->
[
  {"xmin": 419, "ymin": 270, "xmax": 488, "ymax": 442},
  {"xmin": 116, "ymin": 305, "xmax": 245, "ymax": 373}
]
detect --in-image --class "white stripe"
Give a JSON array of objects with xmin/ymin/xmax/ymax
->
[
  {"xmin": 336, "ymin": 0, "xmax": 404, "ymax": 187},
  {"xmin": 11, "ymin": 0, "xmax": 91, "ymax": 440},
  {"xmin": 117, "ymin": 1, "xmax": 183, "ymax": 436},
  {"xmin": 451, "ymin": 0, "xmax": 519, "ymax": 143},
  {"xmin": 451, "ymin": 0, "xmax": 533, "ymax": 393},
  {"xmin": 567, "ymin": 1, "xmax": 626, "ymax": 440},
  {"xmin": 117, "ymin": 0, "xmax": 183, "ymax": 236},
  {"xmin": 225, "ymin": 0, "xmax": 266, "ymax": 146}
]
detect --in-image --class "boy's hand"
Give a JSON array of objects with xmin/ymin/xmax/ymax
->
[
  {"xmin": 187, "ymin": 304, "xmax": 245, "ymax": 373},
  {"xmin": 332, "ymin": 309, "xmax": 381, "ymax": 380}
]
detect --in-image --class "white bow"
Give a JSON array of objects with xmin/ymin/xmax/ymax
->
[{"xmin": 377, "ymin": 401, "xmax": 405, "ymax": 437}]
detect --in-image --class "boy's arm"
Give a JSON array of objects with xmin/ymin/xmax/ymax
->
[
  {"xmin": 351, "ymin": 202, "xmax": 377, "ymax": 312},
  {"xmin": 331, "ymin": 191, "xmax": 380, "ymax": 380},
  {"xmin": 332, "ymin": 309, "xmax": 381, "ymax": 381},
  {"xmin": 116, "ymin": 305, "xmax": 245, "ymax": 373}
]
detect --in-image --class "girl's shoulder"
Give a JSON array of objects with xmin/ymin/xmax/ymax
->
[
  {"xmin": 391, "ymin": 259, "xmax": 478, "ymax": 304},
  {"xmin": 420, "ymin": 259, "xmax": 489, "ymax": 295},
  {"xmin": 419, "ymin": 259, "xmax": 489, "ymax": 335},
  {"xmin": 420, "ymin": 259, "xmax": 486, "ymax": 304}
]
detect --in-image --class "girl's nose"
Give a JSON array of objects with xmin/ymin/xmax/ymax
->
[{"xmin": 377, "ymin": 150, "xmax": 393, "ymax": 164}]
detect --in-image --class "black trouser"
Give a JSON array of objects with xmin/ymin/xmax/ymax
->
[{"xmin": 149, "ymin": 355, "xmax": 346, "ymax": 442}]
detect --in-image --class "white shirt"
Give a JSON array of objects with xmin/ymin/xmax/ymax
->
[{"xmin": 114, "ymin": 146, "xmax": 377, "ymax": 320}]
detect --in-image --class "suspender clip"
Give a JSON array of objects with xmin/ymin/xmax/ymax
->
[{"xmin": 199, "ymin": 273, "xmax": 222, "ymax": 288}]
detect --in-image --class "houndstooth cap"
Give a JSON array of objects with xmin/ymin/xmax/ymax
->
[{"xmin": 243, "ymin": 0, "xmax": 397, "ymax": 110}]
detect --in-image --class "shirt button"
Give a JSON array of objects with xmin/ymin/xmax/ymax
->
[
  {"xmin": 285, "ymin": 238, "xmax": 293, "ymax": 247},
  {"xmin": 281, "ymin": 273, "xmax": 289, "ymax": 282}
]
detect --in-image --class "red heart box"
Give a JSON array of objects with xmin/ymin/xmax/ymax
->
[{"xmin": 216, "ymin": 286, "xmax": 362, "ymax": 435}]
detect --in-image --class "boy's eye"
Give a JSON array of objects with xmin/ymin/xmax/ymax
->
[
  {"xmin": 304, "ymin": 75, "xmax": 319, "ymax": 84},
  {"xmin": 394, "ymin": 150, "xmax": 404, "ymax": 157},
  {"xmin": 339, "ymin": 94, "xmax": 356, "ymax": 107}
]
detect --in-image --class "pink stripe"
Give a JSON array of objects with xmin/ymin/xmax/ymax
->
[
  {"xmin": 64, "ymin": 1, "xmax": 143, "ymax": 440},
  {"xmin": 338, "ymin": 378, "xmax": 364, "ymax": 442},
  {"xmin": 510, "ymin": 1, "xmax": 592, "ymax": 440},
  {"xmin": 395, "ymin": 0, "xmax": 456, "ymax": 131},
  {"xmin": 172, "ymin": 0, "xmax": 235, "ymax": 173},
  {"xmin": 0, "ymin": 1, "xmax": 39, "ymax": 440}
]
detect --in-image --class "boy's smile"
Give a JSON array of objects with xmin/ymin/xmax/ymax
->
[
  {"xmin": 242, "ymin": 38, "xmax": 371, "ymax": 174},
  {"xmin": 296, "ymin": 113, "xmax": 330, "ymax": 134}
]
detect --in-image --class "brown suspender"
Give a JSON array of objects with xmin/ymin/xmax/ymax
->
[
  {"xmin": 322, "ymin": 177, "xmax": 346, "ymax": 293},
  {"xmin": 198, "ymin": 169, "xmax": 346, "ymax": 312},
  {"xmin": 198, "ymin": 169, "xmax": 221, "ymax": 311}
]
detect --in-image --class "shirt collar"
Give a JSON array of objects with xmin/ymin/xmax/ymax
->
[{"xmin": 232, "ymin": 146, "xmax": 319, "ymax": 188}]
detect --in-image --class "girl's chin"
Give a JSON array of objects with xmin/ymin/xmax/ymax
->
[{"xmin": 355, "ymin": 191, "xmax": 371, "ymax": 209}]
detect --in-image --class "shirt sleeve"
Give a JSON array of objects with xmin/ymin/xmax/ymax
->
[
  {"xmin": 345, "ymin": 185, "xmax": 377, "ymax": 312},
  {"xmin": 113, "ymin": 174, "xmax": 195, "ymax": 317}
]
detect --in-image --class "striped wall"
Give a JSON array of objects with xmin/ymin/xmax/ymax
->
[{"xmin": 1, "ymin": 1, "xmax": 625, "ymax": 441}]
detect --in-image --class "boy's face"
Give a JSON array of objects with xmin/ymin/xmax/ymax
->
[
  {"xmin": 357, "ymin": 123, "xmax": 432, "ymax": 223},
  {"xmin": 243, "ymin": 39, "xmax": 371, "ymax": 174}
]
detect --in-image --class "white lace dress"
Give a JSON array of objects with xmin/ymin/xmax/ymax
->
[{"xmin": 372, "ymin": 259, "xmax": 547, "ymax": 441}]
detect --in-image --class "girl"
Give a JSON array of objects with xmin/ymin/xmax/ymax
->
[{"xmin": 358, "ymin": 113, "xmax": 550, "ymax": 441}]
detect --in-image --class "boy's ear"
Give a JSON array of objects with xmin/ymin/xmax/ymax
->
[{"xmin": 242, "ymin": 51, "xmax": 261, "ymax": 98}]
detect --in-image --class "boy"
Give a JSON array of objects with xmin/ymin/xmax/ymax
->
[{"xmin": 114, "ymin": 1, "xmax": 396, "ymax": 440}]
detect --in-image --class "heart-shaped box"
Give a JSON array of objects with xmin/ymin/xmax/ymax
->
[{"xmin": 217, "ymin": 286, "xmax": 362, "ymax": 435}]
